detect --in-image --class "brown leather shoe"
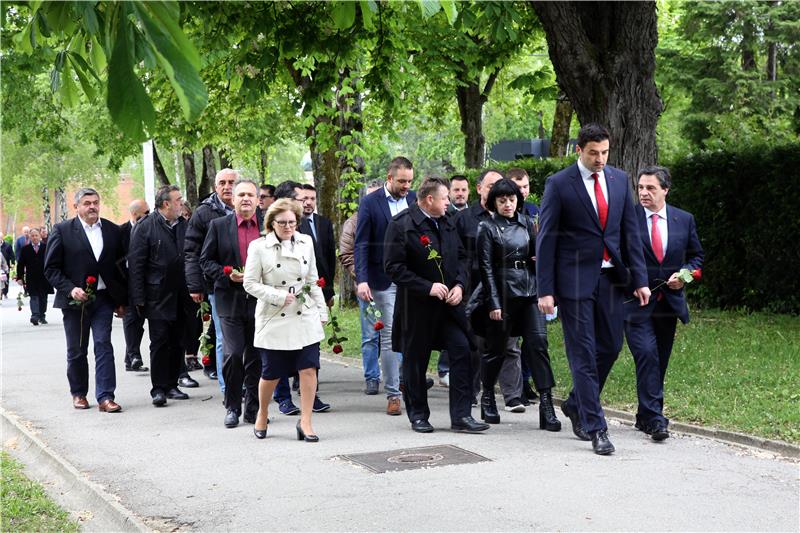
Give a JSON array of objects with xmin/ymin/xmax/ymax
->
[
  {"xmin": 72, "ymin": 396, "xmax": 90, "ymax": 410},
  {"xmin": 98, "ymin": 399, "xmax": 122, "ymax": 413},
  {"xmin": 386, "ymin": 397, "xmax": 402, "ymax": 416}
]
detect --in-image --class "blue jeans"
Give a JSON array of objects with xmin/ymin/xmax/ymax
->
[
  {"xmin": 208, "ymin": 293, "xmax": 225, "ymax": 393},
  {"xmin": 372, "ymin": 284, "xmax": 402, "ymax": 398},
  {"xmin": 359, "ymin": 298, "xmax": 381, "ymax": 382},
  {"xmin": 62, "ymin": 291, "xmax": 116, "ymax": 403}
]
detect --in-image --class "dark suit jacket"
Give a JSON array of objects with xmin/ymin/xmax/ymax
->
[
  {"xmin": 625, "ymin": 204, "xmax": 704, "ymax": 324},
  {"xmin": 355, "ymin": 188, "xmax": 417, "ymax": 291},
  {"xmin": 299, "ymin": 213, "xmax": 336, "ymax": 302},
  {"xmin": 17, "ymin": 243, "xmax": 53, "ymax": 295},
  {"xmin": 120, "ymin": 221, "xmax": 134, "ymax": 254},
  {"xmin": 127, "ymin": 213, "xmax": 188, "ymax": 320},
  {"xmin": 44, "ymin": 217, "xmax": 128, "ymax": 309},
  {"xmin": 536, "ymin": 163, "xmax": 646, "ymax": 300},
  {"xmin": 1, "ymin": 241, "xmax": 15, "ymax": 266},
  {"xmin": 200, "ymin": 214, "xmax": 259, "ymax": 318},
  {"xmin": 384, "ymin": 204, "xmax": 470, "ymax": 354}
]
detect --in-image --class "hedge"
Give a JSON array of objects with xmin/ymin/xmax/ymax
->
[{"xmin": 461, "ymin": 155, "xmax": 577, "ymax": 203}]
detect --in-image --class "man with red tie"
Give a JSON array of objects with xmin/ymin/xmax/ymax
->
[
  {"xmin": 537, "ymin": 123, "xmax": 650, "ymax": 455},
  {"xmin": 624, "ymin": 166, "xmax": 704, "ymax": 442}
]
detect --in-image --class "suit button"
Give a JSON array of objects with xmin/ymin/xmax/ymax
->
[
  {"xmin": 297, "ymin": 277, "xmax": 301, "ymax": 281},
  {"xmin": 303, "ymin": 260, "xmax": 307, "ymax": 264},
  {"xmin": 297, "ymin": 311, "xmax": 301, "ymax": 315},
  {"xmin": 277, "ymin": 264, "xmax": 281, "ymax": 268},
  {"xmin": 281, "ymin": 281, "xmax": 286, "ymax": 285},
  {"xmin": 280, "ymin": 313, "xmax": 285, "ymax": 317}
]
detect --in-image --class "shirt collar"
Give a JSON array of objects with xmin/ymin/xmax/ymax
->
[
  {"xmin": 577, "ymin": 158, "xmax": 604, "ymax": 181},
  {"xmin": 643, "ymin": 205, "xmax": 667, "ymax": 220},
  {"xmin": 80, "ymin": 217, "xmax": 102, "ymax": 230},
  {"xmin": 236, "ymin": 213, "xmax": 257, "ymax": 227},
  {"xmin": 384, "ymin": 184, "xmax": 405, "ymax": 202}
]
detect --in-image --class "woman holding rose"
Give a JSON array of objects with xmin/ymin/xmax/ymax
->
[{"xmin": 243, "ymin": 199, "xmax": 328, "ymax": 441}]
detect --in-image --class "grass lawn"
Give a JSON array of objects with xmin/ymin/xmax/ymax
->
[
  {"xmin": 1, "ymin": 452, "xmax": 79, "ymax": 532},
  {"xmin": 327, "ymin": 304, "xmax": 800, "ymax": 444}
]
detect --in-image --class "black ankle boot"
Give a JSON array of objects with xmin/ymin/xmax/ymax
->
[
  {"xmin": 538, "ymin": 389, "xmax": 561, "ymax": 431},
  {"xmin": 480, "ymin": 390, "xmax": 501, "ymax": 424}
]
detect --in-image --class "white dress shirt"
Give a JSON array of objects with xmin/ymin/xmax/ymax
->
[
  {"xmin": 385, "ymin": 184, "xmax": 409, "ymax": 217},
  {"xmin": 644, "ymin": 205, "xmax": 668, "ymax": 257},
  {"xmin": 80, "ymin": 217, "xmax": 106, "ymax": 290},
  {"xmin": 577, "ymin": 159, "xmax": 613, "ymax": 268}
]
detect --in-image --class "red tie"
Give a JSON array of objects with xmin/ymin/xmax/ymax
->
[
  {"xmin": 592, "ymin": 173, "xmax": 610, "ymax": 261},
  {"xmin": 650, "ymin": 214, "xmax": 664, "ymax": 263}
]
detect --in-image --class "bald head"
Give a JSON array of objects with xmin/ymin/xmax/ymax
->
[{"xmin": 128, "ymin": 199, "xmax": 150, "ymax": 224}]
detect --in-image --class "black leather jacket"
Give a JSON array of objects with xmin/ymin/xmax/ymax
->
[{"xmin": 477, "ymin": 211, "xmax": 537, "ymax": 310}]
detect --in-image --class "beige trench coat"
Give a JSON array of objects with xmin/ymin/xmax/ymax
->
[{"xmin": 243, "ymin": 231, "xmax": 328, "ymax": 351}]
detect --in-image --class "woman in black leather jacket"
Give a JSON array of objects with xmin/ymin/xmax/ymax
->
[{"xmin": 475, "ymin": 178, "xmax": 560, "ymax": 430}]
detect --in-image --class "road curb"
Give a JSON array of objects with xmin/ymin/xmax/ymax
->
[
  {"xmin": 322, "ymin": 352, "xmax": 800, "ymax": 460},
  {"xmin": 1, "ymin": 408, "xmax": 151, "ymax": 532}
]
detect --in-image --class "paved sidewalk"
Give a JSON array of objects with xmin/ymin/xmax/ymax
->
[{"xmin": 2, "ymin": 297, "xmax": 798, "ymax": 531}]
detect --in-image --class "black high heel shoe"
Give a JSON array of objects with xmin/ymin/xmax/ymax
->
[
  {"xmin": 253, "ymin": 426, "xmax": 267, "ymax": 439},
  {"xmin": 296, "ymin": 421, "xmax": 319, "ymax": 442}
]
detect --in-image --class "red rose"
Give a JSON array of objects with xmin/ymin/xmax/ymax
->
[
  {"xmin": 420, "ymin": 235, "xmax": 431, "ymax": 247},
  {"xmin": 317, "ymin": 278, "xmax": 326, "ymax": 288},
  {"xmin": 202, "ymin": 313, "xmax": 211, "ymax": 321},
  {"xmin": 223, "ymin": 266, "xmax": 233, "ymax": 275},
  {"xmin": 86, "ymin": 276, "xmax": 97, "ymax": 285},
  {"xmin": 17, "ymin": 306, "xmax": 22, "ymax": 311},
  {"xmin": 373, "ymin": 320, "xmax": 384, "ymax": 331},
  {"xmin": 201, "ymin": 355, "xmax": 210, "ymax": 366},
  {"xmin": 691, "ymin": 269, "xmax": 702, "ymax": 281},
  {"xmin": 332, "ymin": 344, "xmax": 343, "ymax": 354}
]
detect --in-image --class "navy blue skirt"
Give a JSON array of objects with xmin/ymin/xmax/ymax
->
[{"xmin": 260, "ymin": 342, "xmax": 320, "ymax": 380}]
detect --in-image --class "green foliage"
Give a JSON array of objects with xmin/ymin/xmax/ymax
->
[{"xmin": 667, "ymin": 143, "xmax": 800, "ymax": 313}]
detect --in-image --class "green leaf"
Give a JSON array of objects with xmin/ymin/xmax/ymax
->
[
  {"xmin": 131, "ymin": 1, "xmax": 208, "ymax": 122},
  {"xmin": 419, "ymin": 0, "xmax": 441, "ymax": 19},
  {"xmin": 439, "ymin": 0, "xmax": 458, "ymax": 24},
  {"xmin": 67, "ymin": 53, "xmax": 97, "ymax": 101},
  {"xmin": 80, "ymin": 2, "xmax": 100, "ymax": 35},
  {"xmin": 332, "ymin": 1, "xmax": 357, "ymax": 30},
  {"xmin": 107, "ymin": 19, "xmax": 155, "ymax": 141},
  {"xmin": 89, "ymin": 35, "xmax": 107, "ymax": 74},
  {"xmin": 359, "ymin": 0, "xmax": 377, "ymax": 31},
  {"xmin": 59, "ymin": 60, "xmax": 79, "ymax": 107},
  {"xmin": 136, "ymin": 1, "xmax": 201, "ymax": 70}
]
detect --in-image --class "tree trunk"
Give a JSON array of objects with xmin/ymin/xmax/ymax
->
[
  {"xmin": 56, "ymin": 187, "xmax": 67, "ymax": 222},
  {"xmin": 456, "ymin": 82, "xmax": 486, "ymax": 169},
  {"xmin": 532, "ymin": 1, "xmax": 662, "ymax": 178},
  {"xmin": 551, "ymin": 90, "xmax": 574, "ymax": 157},
  {"xmin": 259, "ymin": 148, "xmax": 268, "ymax": 183},
  {"xmin": 202, "ymin": 144, "xmax": 217, "ymax": 184},
  {"xmin": 42, "ymin": 187, "xmax": 51, "ymax": 230},
  {"xmin": 183, "ymin": 151, "xmax": 198, "ymax": 207},
  {"xmin": 152, "ymin": 141, "xmax": 170, "ymax": 187},
  {"xmin": 219, "ymin": 148, "xmax": 231, "ymax": 169},
  {"xmin": 740, "ymin": 14, "xmax": 757, "ymax": 71}
]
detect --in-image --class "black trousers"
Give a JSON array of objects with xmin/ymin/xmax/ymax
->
[
  {"xmin": 482, "ymin": 296, "xmax": 555, "ymax": 392},
  {"xmin": 148, "ymin": 315, "xmax": 184, "ymax": 395},
  {"xmin": 403, "ymin": 317, "xmax": 473, "ymax": 423},
  {"xmin": 219, "ymin": 314, "xmax": 260, "ymax": 418},
  {"xmin": 123, "ymin": 306, "xmax": 145, "ymax": 367}
]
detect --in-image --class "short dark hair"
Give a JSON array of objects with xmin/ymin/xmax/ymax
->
[
  {"xmin": 301, "ymin": 183, "xmax": 316, "ymax": 191},
  {"xmin": 387, "ymin": 156, "xmax": 413, "ymax": 177},
  {"xmin": 155, "ymin": 185, "xmax": 180, "ymax": 210},
  {"xmin": 260, "ymin": 184, "xmax": 275, "ymax": 195},
  {"xmin": 476, "ymin": 168, "xmax": 504, "ymax": 185},
  {"xmin": 577, "ymin": 123, "xmax": 611, "ymax": 148},
  {"xmin": 506, "ymin": 168, "xmax": 529, "ymax": 181},
  {"xmin": 450, "ymin": 174, "xmax": 468, "ymax": 183},
  {"xmin": 637, "ymin": 165, "xmax": 672, "ymax": 190},
  {"xmin": 485, "ymin": 178, "xmax": 524, "ymax": 214},
  {"xmin": 274, "ymin": 180, "xmax": 301, "ymax": 200},
  {"xmin": 417, "ymin": 176, "xmax": 450, "ymax": 200}
]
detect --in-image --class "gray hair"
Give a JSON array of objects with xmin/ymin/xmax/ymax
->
[
  {"xmin": 155, "ymin": 185, "xmax": 180, "ymax": 209},
  {"xmin": 637, "ymin": 165, "xmax": 672, "ymax": 190},
  {"xmin": 233, "ymin": 178, "xmax": 258, "ymax": 193},
  {"xmin": 215, "ymin": 168, "xmax": 240, "ymax": 184},
  {"xmin": 74, "ymin": 187, "xmax": 100, "ymax": 204}
]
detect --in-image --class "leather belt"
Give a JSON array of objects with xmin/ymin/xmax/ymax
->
[{"xmin": 498, "ymin": 259, "xmax": 530, "ymax": 270}]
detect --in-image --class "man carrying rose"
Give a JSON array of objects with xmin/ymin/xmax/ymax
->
[
  {"xmin": 44, "ymin": 188, "xmax": 128, "ymax": 412},
  {"xmin": 624, "ymin": 166, "xmax": 704, "ymax": 441},
  {"xmin": 384, "ymin": 176, "xmax": 489, "ymax": 434}
]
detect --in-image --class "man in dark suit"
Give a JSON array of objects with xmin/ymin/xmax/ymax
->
[
  {"xmin": 44, "ymin": 188, "xmax": 127, "ymax": 413},
  {"xmin": 355, "ymin": 157, "xmax": 417, "ymax": 416},
  {"xmin": 128, "ymin": 185, "xmax": 190, "ymax": 407},
  {"xmin": 536, "ymin": 123, "xmax": 650, "ymax": 455},
  {"xmin": 16, "ymin": 227, "xmax": 53, "ymax": 325},
  {"xmin": 625, "ymin": 166, "xmax": 704, "ymax": 441},
  {"xmin": 120, "ymin": 199, "xmax": 150, "ymax": 372},
  {"xmin": 200, "ymin": 179, "xmax": 264, "ymax": 428},
  {"xmin": 385, "ymin": 176, "xmax": 489, "ymax": 434},
  {"xmin": 15, "ymin": 226, "xmax": 30, "ymax": 262},
  {"xmin": 298, "ymin": 184, "xmax": 336, "ymax": 305}
]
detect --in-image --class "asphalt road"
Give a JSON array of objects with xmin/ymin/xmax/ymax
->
[{"xmin": 2, "ymin": 295, "xmax": 798, "ymax": 532}]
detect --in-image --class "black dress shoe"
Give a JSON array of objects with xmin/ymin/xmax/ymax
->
[
  {"xmin": 224, "ymin": 409, "xmax": 239, "ymax": 428},
  {"xmin": 561, "ymin": 403, "xmax": 591, "ymax": 441},
  {"xmin": 152, "ymin": 391, "xmax": 167, "ymax": 407},
  {"xmin": 243, "ymin": 412, "xmax": 256, "ymax": 424},
  {"xmin": 178, "ymin": 376, "xmax": 199, "ymax": 388},
  {"xmin": 166, "ymin": 388, "xmax": 189, "ymax": 400},
  {"xmin": 38, "ymin": 318, "xmax": 48, "ymax": 325},
  {"xmin": 591, "ymin": 429, "xmax": 615, "ymax": 455},
  {"xmin": 650, "ymin": 424, "xmax": 670, "ymax": 442},
  {"xmin": 451, "ymin": 416, "xmax": 490, "ymax": 433},
  {"xmin": 30, "ymin": 318, "xmax": 39, "ymax": 326},
  {"xmin": 204, "ymin": 369, "xmax": 218, "ymax": 380},
  {"xmin": 296, "ymin": 422, "xmax": 319, "ymax": 442},
  {"xmin": 426, "ymin": 377, "xmax": 435, "ymax": 390},
  {"xmin": 411, "ymin": 419, "xmax": 434, "ymax": 433}
]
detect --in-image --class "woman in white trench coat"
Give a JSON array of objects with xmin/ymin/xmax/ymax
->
[{"xmin": 243, "ymin": 199, "xmax": 329, "ymax": 441}]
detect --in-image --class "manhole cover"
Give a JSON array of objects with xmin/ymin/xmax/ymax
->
[{"xmin": 337, "ymin": 445, "xmax": 490, "ymax": 473}]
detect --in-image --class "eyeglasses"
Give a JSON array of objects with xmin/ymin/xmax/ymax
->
[
  {"xmin": 273, "ymin": 220, "xmax": 297, "ymax": 227},
  {"xmin": 259, "ymin": 194, "xmax": 272, "ymax": 199}
]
